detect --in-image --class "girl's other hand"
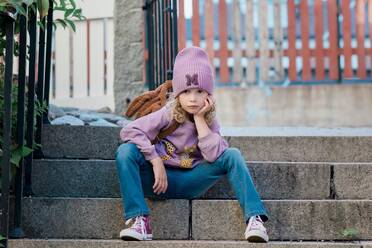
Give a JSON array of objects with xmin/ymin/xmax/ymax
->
[{"xmin": 150, "ymin": 157, "xmax": 168, "ymax": 194}]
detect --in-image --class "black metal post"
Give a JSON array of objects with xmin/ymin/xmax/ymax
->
[
  {"xmin": 9, "ymin": 5, "xmax": 27, "ymax": 239},
  {"xmin": 148, "ymin": 0, "xmax": 155, "ymax": 89},
  {"xmin": 144, "ymin": 0, "xmax": 178, "ymax": 88},
  {"xmin": 158, "ymin": 0, "xmax": 164, "ymax": 85},
  {"xmin": 154, "ymin": 0, "xmax": 159, "ymax": 89},
  {"xmin": 164, "ymin": 0, "xmax": 169, "ymax": 74},
  {"xmin": 24, "ymin": 6, "xmax": 37, "ymax": 197},
  {"xmin": 34, "ymin": 16, "xmax": 47, "ymax": 158},
  {"xmin": 171, "ymin": 0, "xmax": 178, "ymax": 66},
  {"xmin": 1, "ymin": 12, "xmax": 15, "ymax": 248},
  {"xmin": 43, "ymin": 0, "xmax": 54, "ymax": 124}
]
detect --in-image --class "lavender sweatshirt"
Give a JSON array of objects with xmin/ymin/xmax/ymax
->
[{"xmin": 119, "ymin": 105, "xmax": 229, "ymax": 169}]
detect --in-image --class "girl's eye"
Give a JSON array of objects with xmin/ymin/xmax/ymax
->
[{"xmin": 184, "ymin": 90, "xmax": 190, "ymax": 93}]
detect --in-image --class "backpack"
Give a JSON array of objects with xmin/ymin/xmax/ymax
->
[{"xmin": 124, "ymin": 80, "xmax": 180, "ymax": 144}]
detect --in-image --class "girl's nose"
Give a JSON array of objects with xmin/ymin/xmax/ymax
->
[{"xmin": 189, "ymin": 93, "xmax": 197, "ymax": 101}]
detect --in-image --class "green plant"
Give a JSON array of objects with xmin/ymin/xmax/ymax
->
[
  {"xmin": 0, "ymin": 0, "xmax": 85, "ymax": 58},
  {"xmin": 0, "ymin": 0, "xmax": 83, "ymax": 187},
  {"xmin": 341, "ymin": 228, "xmax": 359, "ymax": 239},
  {"xmin": 0, "ymin": 63, "xmax": 48, "ymax": 187},
  {"xmin": 0, "ymin": 234, "xmax": 5, "ymax": 247}
]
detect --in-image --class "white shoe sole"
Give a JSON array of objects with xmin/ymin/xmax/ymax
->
[
  {"xmin": 120, "ymin": 229, "xmax": 153, "ymax": 241},
  {"xmin": 245, "ymin": 229, "xmax": 269, "ymax": 243}
]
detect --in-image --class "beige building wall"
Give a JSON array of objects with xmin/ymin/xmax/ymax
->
[{"xmin": 215, "ymin": 84, "xmax": 372, "ymax": 127}]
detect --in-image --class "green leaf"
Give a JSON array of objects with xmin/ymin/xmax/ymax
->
[
  {"xmin": 21, "ymin": 146, "xmax": 33, "ymax": 157},
  {"xmin": 60, "ymin": 0, "xmax": 66, "ymax": 9},
  {"xmin": 37, "ymin": 19, "xmax": 46, "ymax": 30},
  {"xmin": 10, "ymin": 150, "xmax": 22, "ymax": 167},
  {"xmin": 341, "ymin": 228, "xmax": 358, "ymax": 239},
  {"xmin": 64, "ymin": 7, "xmax": 73, "ymax": 18},
  {"xmin": 37, "ymin": 0, "xmax": 49, "ymax": 18},
  {"xmin": 55, "ymin": 18, "xmax": 67, "ymax": 29},
  {"xmin": 10, "ymin": 145, "xmax": 33, "ymax": 167},
  {"xmin": 69, "ymin": 0, "xmax": 75, "ymax": 9},
  {"xmin": 53, "ymin": 6, "xmax": 65, "ymax": 11},
  {"xmin": 65, "ymin": 19, "xmax": 75, "ymax": 32}
]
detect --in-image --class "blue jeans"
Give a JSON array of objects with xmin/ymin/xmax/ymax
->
[{"xmin": 115, "ymin": 143, "xmax": 269, "ymax": 223}]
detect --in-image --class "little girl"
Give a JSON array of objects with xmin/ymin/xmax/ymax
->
[{"xmin": 116, "ymin": 46, "xmax": 269, "ymax": 242}]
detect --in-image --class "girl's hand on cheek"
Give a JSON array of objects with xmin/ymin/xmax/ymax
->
[{"xmin": 195, "ymin": 96, "xmax": 214, "ymax": 118}]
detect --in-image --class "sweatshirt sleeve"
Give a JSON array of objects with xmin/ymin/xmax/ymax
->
[
  {"xmin": 119, "ymin": 106, "xmax": 171, "ymax": 161},
  {"xmin": 197, "ymin": 119, "xmax": 229, "ymax": 163}
]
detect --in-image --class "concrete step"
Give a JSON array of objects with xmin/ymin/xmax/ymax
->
[
  {"xmin": 42, "ymin": 125, "xmax": 372, "ymax": 162},
  {"xmin": 32, "ymin": 159, "xmax": 372, "ymax": 199},
  {"xmin": 21, "ymin": 198, "xmax": 372, "ymax": 240},
  {"xmin": 192, "ymin": 200, "xmax": 372, "ymax": 241},
  {"xmin": 9, "ymin": 239, "xmax": 372, "ymax": 248}
]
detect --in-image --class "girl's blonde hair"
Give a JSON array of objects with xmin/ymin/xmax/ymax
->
[{"xmin": 166, "ymin": 93, "xmax": 216, "ymax": 126}]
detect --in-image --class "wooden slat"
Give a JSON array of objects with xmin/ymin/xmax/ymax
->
[
  {"xmin": 204, "ymin": 0, "xmax": 214, "ymax": 70},
  {"xmin": 314, "ymin": 0, "xmax": 325, "ymax": 80},
  {"xmin": 327, "ymin": 0, "xmax": 339, "ymax": 80},
  {"xmin": 106, "ymin": 19, "xmax": 114, "ymax": 95},
  {"xmin": 356, "ymin": 0, "xmax": 367, "ymax": 79},
  {"xmin": 232, "ymin": 0, "xmax": 242, "ymax": 82},
  {"xmin": 287, "ymin": 0, "xmax": 297, "ymax": 80},
  {"xmin": 72, "ymin": 22, "xmax": 87, "ymax": 98},
  {"xmin": 218, "ymin": 0, "xmax": 229, "ymax": 82},
  {"xmin": 300, "ymin": 0, "xmax": 311, "ymax": 80},
  {"xmin": 192, "ymin": 0, "xmax": 200, "ymax": 46},
  {"xmin": 245, "ymin": 0, "xmax": 256, "ymax": 83},
  {"xmin": 259, "ymin": 0, "xmax": 269, "ymax": 82},
  {"xmin": 54, "ymin": 25, "xmax": 72, "ymax": 99},
  {"xmin": 177, "ymin": 0, "xmax": 186, "ymax": 50},
  {"xmin": 341, "ymin": 0, "xmax": 353, "ymax": 78},
  {"xmin": 88, "ymin": 20, "xmax": 105, "ymax": 97},
  {"xmin": 273, "ymin": 0, "xmax": 284, "ymax": 81},
  {"xmin": 69, "ymin": 29, "xmax": 74, "ymax": 97}
]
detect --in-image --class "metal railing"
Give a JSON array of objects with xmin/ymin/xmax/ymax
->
[
  {"xmin": 143, "ymin": 0, "xmax": 178, "ymax": 89},
  {"xmin": 0, "ymin": 1, "xmax": 54, "ymax": 246}
]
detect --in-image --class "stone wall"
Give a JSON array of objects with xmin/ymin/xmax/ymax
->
[{"xmin": 114, "ymin": 0, "xmax": 145, "ymax": 114}]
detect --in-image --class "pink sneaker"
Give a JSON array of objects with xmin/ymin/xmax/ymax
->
[
  {"xmin": 120, "ymin": 215, "xmax": 153, "ymax": 241},
  {"xmin": 245, "ymin": 215, "xmax": 269, "ymax": 243}
]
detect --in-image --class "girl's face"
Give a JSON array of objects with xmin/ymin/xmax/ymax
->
[{"xmin": 178, "ymin": 88, "xmax": 209, "ymax": 114}]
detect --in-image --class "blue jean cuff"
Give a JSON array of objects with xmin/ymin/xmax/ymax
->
[
  {"xmin": 124, "ymin": 210, "xmax": 150, "ymax": 221},
  {"xmin": 245, "ymin": 211, "xmax": 269, "ymax": 223}
]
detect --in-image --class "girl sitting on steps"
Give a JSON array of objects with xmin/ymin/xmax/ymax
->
[{"xmin": 115, "ymin": 46, "xmax": 269, "ymax": 242}]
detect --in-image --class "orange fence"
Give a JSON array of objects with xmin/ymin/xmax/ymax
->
[{"xmin": 175, "ymin": 0, "xmax": 372, "ymax": 84}]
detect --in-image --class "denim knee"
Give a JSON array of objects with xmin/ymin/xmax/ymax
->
[
  {"xmin": 218, "ymin": 147, "xmax": 245, "ymax": 169},
  {"xmin": 115, "ymin": 142, "xmax": 139, "ymax": 163},
  {"xmin": 222, "ymin": 147, "xmax": 242, "ymax": 158}
]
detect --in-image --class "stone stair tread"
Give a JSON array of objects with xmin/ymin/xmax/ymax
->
[
  {"xmin": 31, "ymin": 159, "xmax": 372, "ymax": 199},
  {"xmin": 9, "ymin": 239, "xmax": 372, "ymax": 248},
  {"xmin": 42, "ymin": 125, "xmax": 372, "ymax": 162}
]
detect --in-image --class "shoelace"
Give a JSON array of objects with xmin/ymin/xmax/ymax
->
[
  {"xmin": 125, "ymin": 216, "xmax": 147, "ymax": 239},
  {"xmin": 247, "ymin": 216, "xmax": 265, "ymax": 231}
]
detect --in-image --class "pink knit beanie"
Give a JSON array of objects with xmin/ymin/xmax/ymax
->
[{"xmin": 172, "ymin": 46, "xmax": 214, "ymax": 97}]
